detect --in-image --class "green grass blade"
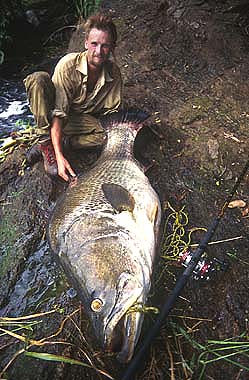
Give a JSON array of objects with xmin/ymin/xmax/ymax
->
[
  {"xmin": 24, "ymin": 352, "xmax": 114, "ymax": 379},
  {"xmin": 198, "ymin": 347, "xmax": 249, "ymax": 371},
  {"xmin": 208, "ymin": 340, "xmax": 249, "ymax": 346},
  {"xmin": 25, "ymin": 351, "xmax": 93, "ymax": 367}
]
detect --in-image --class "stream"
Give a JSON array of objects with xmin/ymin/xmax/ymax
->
[{"xmin": 0, "ymin": 78, "xmax": 34, "ymax": 139}]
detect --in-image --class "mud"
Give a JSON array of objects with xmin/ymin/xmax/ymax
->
[{"xmin": 1, "ymin": 0, "xmax": 249, "ymax": 379}]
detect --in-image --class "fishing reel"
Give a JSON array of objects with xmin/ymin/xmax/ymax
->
[{"xmin": 178, "ymin": 248, "xmax": 228, "ymax": 281}]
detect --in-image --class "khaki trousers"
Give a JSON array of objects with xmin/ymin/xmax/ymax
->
[{"xmin": 23, "ymin": 71, "xmax": 105, "ymax": 149}]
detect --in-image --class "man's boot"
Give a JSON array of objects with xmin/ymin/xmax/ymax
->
[{"xmin": 26, "ymin": 140, "xmax": 58, "ymax": 176}]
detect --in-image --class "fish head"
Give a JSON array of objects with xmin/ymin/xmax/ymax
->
[
  {"xmin": 77, "ymin": 235, "xmax": 148, "ymax": 363},
  {"xmin": 103, "ymin": 271, "xmax": 145, "ymax": 363}
]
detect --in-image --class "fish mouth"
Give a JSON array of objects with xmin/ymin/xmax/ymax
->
[{"xmin": 104, "ymin": 289, "xmax": 144, "ymax": 363}]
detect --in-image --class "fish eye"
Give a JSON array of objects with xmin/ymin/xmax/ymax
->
[{"xmin": 91, "ymin": 298, "xmax": 103, "ymax": 312}]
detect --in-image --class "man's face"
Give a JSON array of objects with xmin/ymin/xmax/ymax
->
[{"xmin": 85, "ymin": 28, "xmax": 113, "ymax": 70}]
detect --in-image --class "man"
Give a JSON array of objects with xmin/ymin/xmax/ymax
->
[{"xmin": 24, "ymin": 13, "xmax": 122, "ymax": 182}]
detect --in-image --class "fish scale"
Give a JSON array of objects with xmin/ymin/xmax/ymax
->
[{"xmin": 48, "ymin": 110, "xmax": 161, "ymax": 363}]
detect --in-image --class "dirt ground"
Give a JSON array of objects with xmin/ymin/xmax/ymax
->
[{"xmin": 1, "ymin": 0, "xmax": 249, "ymax": 379}]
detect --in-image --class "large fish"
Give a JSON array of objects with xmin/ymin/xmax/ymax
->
[{"xmin": 48, "ymin": 110, "xmax": 161, "ymax": 362}]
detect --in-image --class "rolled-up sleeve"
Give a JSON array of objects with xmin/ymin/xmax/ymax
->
[{"xmin": 52, "ymin": 54, "xmax": 78, "ymax": 120}]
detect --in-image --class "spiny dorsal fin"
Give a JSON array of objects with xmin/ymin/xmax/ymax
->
[
  {"xmin": 102, "ymin": 183, "xmax": 135, "ymax": 213},
  {"xmin": 100, "ymin": 108, "xmax": 150, "ymax": 129}
]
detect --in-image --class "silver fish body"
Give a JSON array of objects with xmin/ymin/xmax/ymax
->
[{"xmin": 48, "ymin": 111, "xmax": 161, "ymax": 362}]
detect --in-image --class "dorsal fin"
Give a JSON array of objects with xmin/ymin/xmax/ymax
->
[
  {"xmin": 102, "ymin": 183, "xmax": 135, "ymax": 213},
  {"xmin": 100, "ymin": 108, "xmax": 150, "ymax": 129}
]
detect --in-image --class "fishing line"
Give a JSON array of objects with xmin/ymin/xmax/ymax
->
[{"xmin": 121, "ymin": 157, "xmax": 249, "ymax": 380}]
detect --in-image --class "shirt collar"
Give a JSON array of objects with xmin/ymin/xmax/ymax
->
[{"xmin": 76, "ymin": 51, "xmax": 114, "ymax": 84}]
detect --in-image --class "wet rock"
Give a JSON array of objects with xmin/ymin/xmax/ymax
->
[{"xmin": 0, "ymin": 149, "xmax": 54, "ymax": 305}]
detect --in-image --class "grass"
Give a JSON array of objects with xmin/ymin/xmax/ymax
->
[
  {"xmin": 180, "ymin": 325, "xmax": 249, "ymax": 379},
  {"xmin": 0, "ymin": 307, "xmax": 114, "ymax": 379},
  {"xmin": 160, "ymin": 320, "xmax": 249, "ymax": 380}
]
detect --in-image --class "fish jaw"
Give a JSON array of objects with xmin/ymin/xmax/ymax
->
[
  {"xmin": 116, "ymin": 310, "xmax": 144, "ymax": 363},
  {"xmin": 103, "ymin": 273, "xmax": 146, "ymax": 363}
]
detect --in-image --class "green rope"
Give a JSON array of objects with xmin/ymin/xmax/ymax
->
[
  {"xmin": 160, "ymin": 202, "xmax": 206, "ymax": 261},
  {"xmin": 127, "ymin": 303, "xmax": 159, "ymax": 315}
]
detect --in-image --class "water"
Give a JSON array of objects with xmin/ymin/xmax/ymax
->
[
  {"xmin": 0, "ymin": 241, "xmax": 57, "ymax": 317},
  {"xmin": 0, "ymin": 78, "xmax": 34, "ymax": 138}
]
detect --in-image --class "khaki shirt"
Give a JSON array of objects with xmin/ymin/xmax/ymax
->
[{"xmin": 52, "ymin": 51, "xmax": 122, "ymax": 134}]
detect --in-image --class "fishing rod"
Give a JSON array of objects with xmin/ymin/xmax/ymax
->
[{"xmin": 121, "ymin": 157, "xmax": 249, "ymax": 380}]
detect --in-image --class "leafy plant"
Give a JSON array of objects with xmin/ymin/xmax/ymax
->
[
  {"xmin": 70, "ymin": 0, "xmax": 102, "ymax": 19},
  {"xmin": 0, "ymin": 0, "xmax": 22, "ymax": 64}
]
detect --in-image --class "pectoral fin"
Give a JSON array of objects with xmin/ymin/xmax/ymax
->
[
  {"xmin": 102, "ymin": 183, "xmax": 135, "ymax": 213},
  {"xmin": 147, "ymin": 203, "xmax": 159, "ymax": 224}
]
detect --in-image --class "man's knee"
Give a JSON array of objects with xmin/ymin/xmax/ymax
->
[
  {"xmin": 23, "ymin": 71, "xmax": 55, "ymax": 128},
  {"xmin": 23, "ymin": 71, "xmax": 54, "ymax": 94}
]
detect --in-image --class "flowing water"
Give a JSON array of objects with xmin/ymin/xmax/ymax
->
[{"xmin": 0, "ymin": 78, "xmax": 34, "ymax": 139}]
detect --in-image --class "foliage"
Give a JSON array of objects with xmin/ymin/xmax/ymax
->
[
  {"xmin": 0, "ymin": 0, "xmax": 102, "ymax": 64},
  {"xmin": 0, "ymin": 124, "xmax": 39, "ymax": 165},
  {"xmin": 0, "ymin": 0, "xmax": 24, "ymax": 64},
  {"xmin": 69, "ymin": 0, "xmax": 102, "ymax": 19}
]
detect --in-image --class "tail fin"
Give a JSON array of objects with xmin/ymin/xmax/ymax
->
[{"xmin": 100, "ymin": 108, "xmax": 150, "ymax": 129}]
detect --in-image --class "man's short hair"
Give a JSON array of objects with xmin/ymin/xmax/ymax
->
[{"xmin": 84, "ymin": 13, "xmax": 117, "ymax": 47}]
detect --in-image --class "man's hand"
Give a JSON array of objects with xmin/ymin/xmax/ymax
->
[
  {"xmin": 51, "ymin": 116, "xmax": 76, "ymax": 181},
  {"xmin": 57, "ymin": 154, "xmax": 76, "ymax": 182}
]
